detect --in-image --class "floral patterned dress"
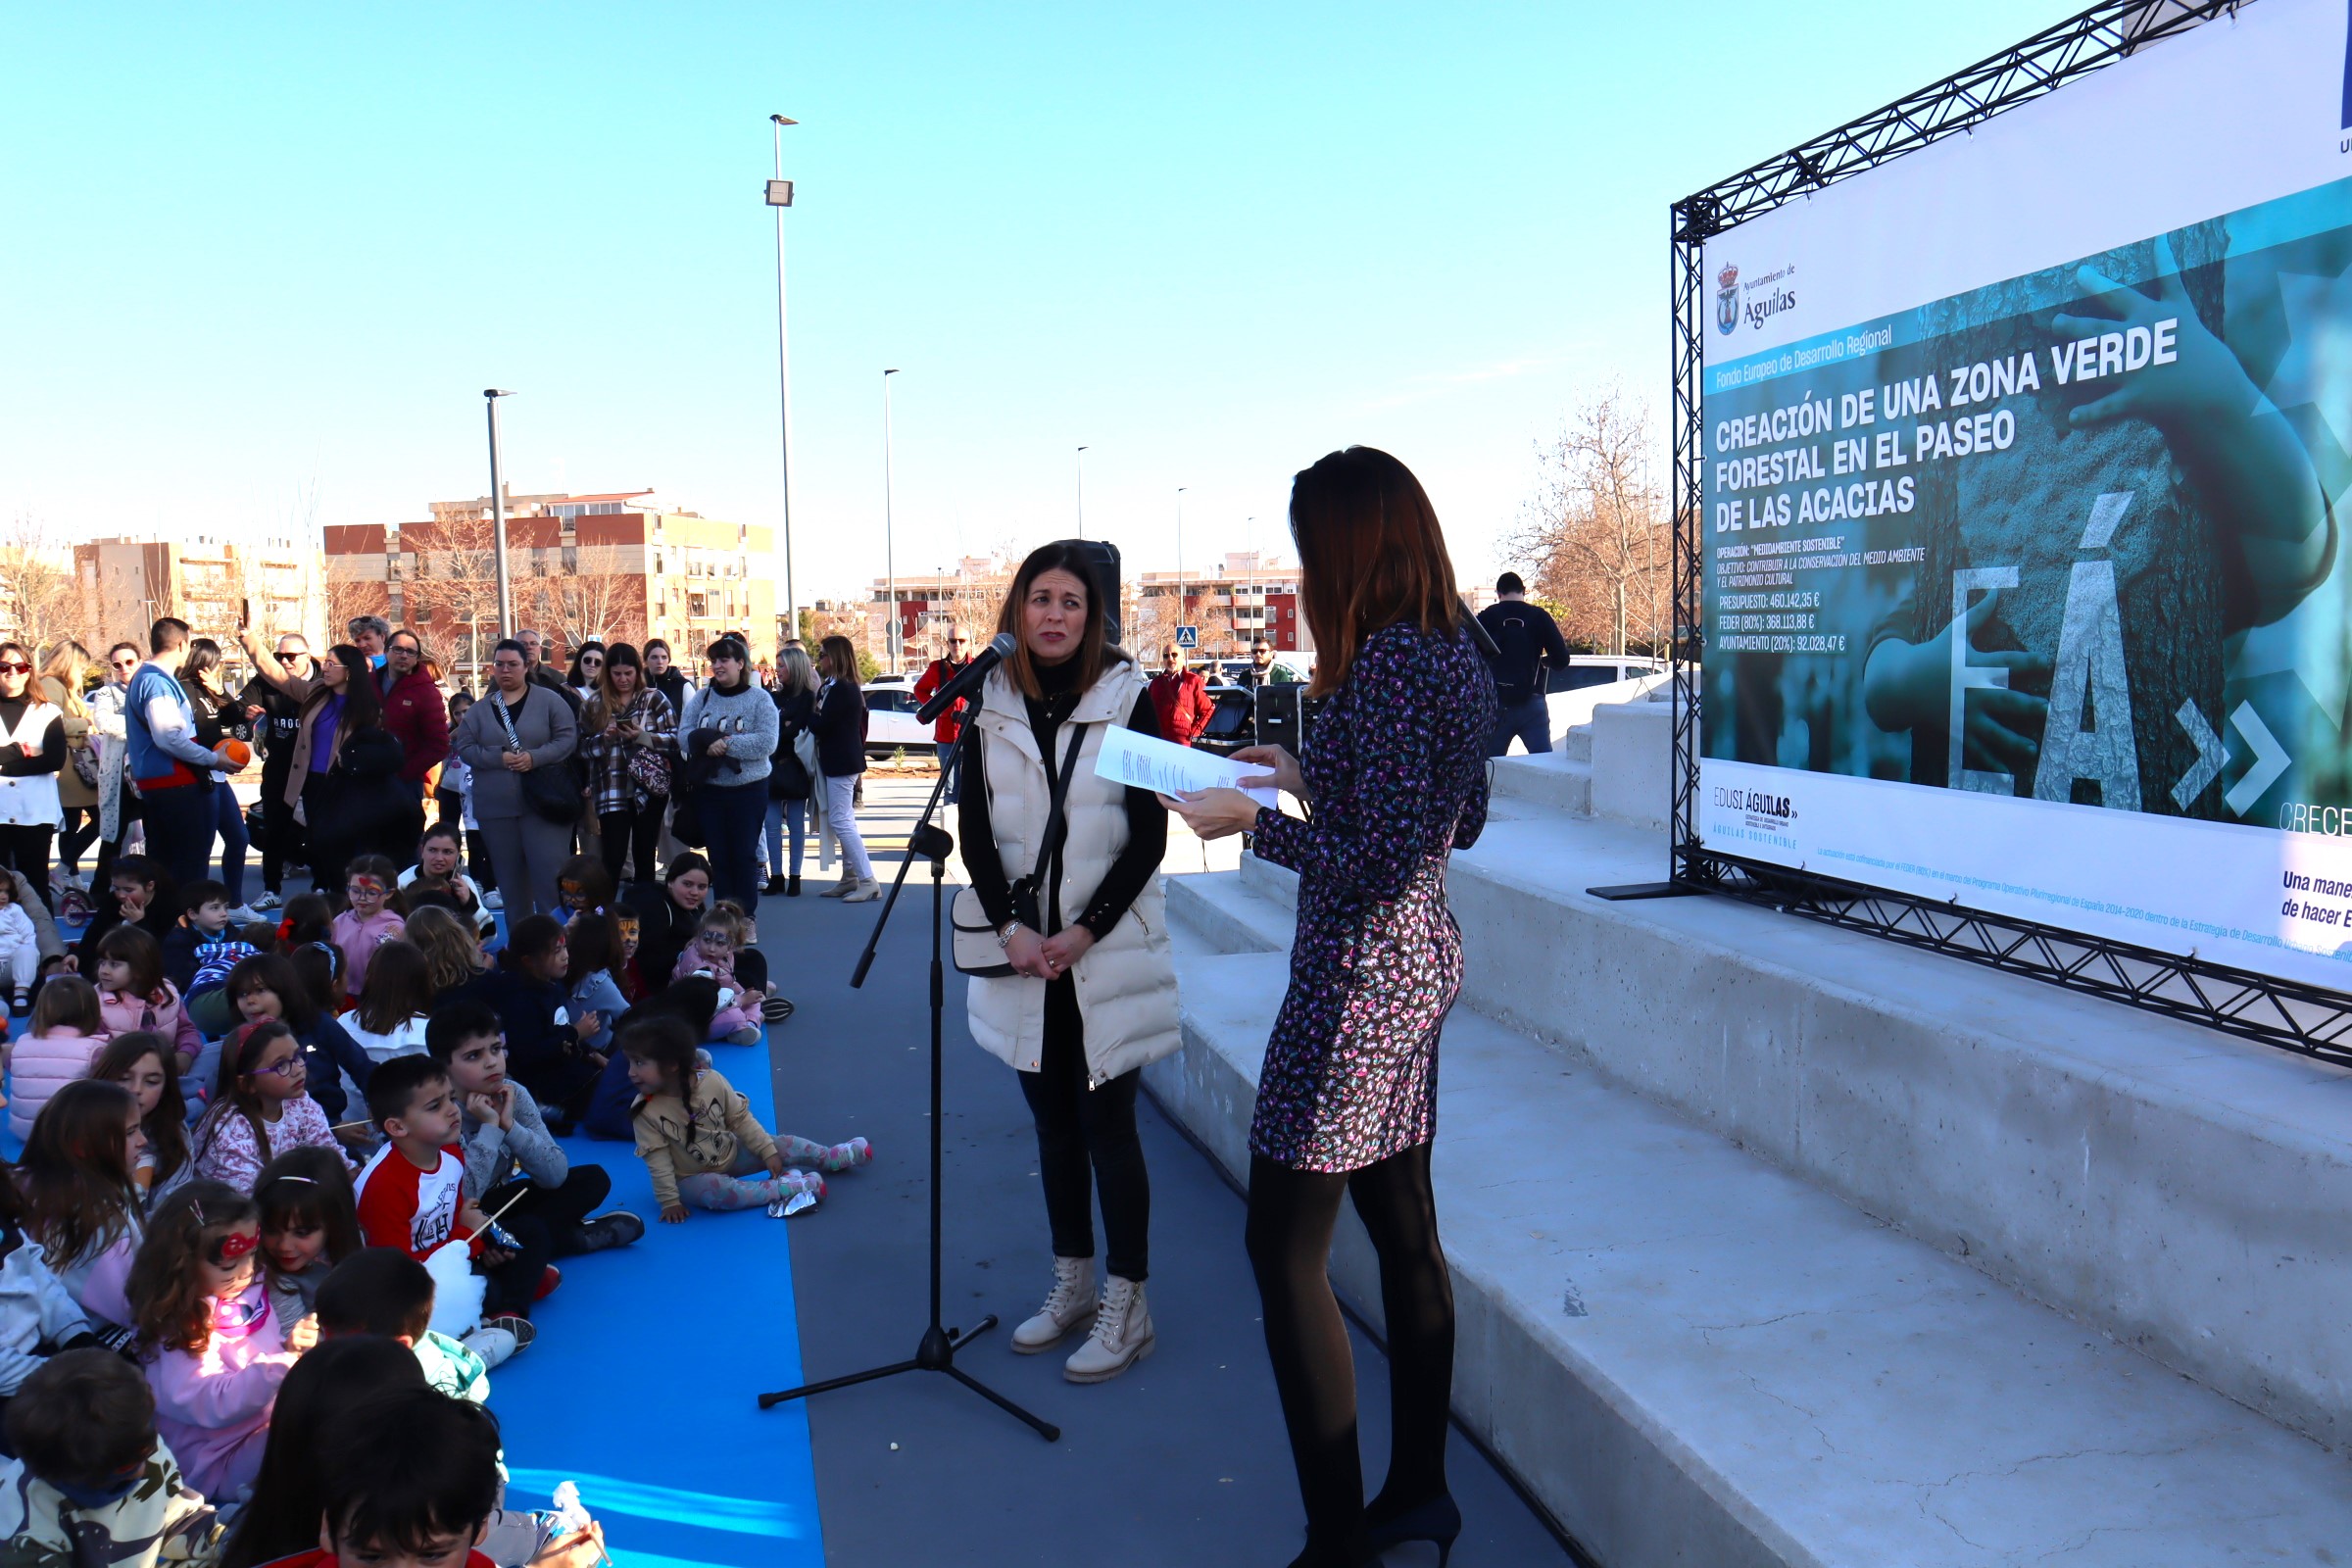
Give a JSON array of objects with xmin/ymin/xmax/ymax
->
[{"xmin": 1248, "ymin": 622, "xmax": 1496, "ymax": 1173}]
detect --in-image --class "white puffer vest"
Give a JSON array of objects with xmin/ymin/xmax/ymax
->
[{"xmin": 964, "ymin": 660, "xmax": 1181, "ymax": 1085}]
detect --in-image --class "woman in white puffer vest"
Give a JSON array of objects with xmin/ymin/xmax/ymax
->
[{"xmin": 960, "ymin": 541, "xmax": 1179, "ymax": 1384}]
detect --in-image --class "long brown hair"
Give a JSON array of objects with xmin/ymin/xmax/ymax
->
[
  {"xmin": 995, "ymin": 540, "xmax": 1120, "ymax": 700},
  {"xmin": 95, "ymin": 925, "xmax": 168, "ymax": 1004},
  {"xmin": 353, "ymin": 939, "xmax": 433, "ymax": 1036},
  {"xmin": 1288, "ymin": 447, "xmax": 1462, "ymax": 697},
  {"xmin": 128, "ymin": 1181, "xmax": 259, "ymax": 1354},
  {"xmin": 816, "ymin": 635, "xmax": 858, "ymax": 686},
  {"xmin": 588, "ymin": 641, "xmax": 645, "ymax": 733},
  {"xmin": 403, "ymin": 906, "xmax": 483, "ymax": 996},
  {"xmin": 92, "ymin": 1030, "xmax": 191, "ymax": 1189},
  {"xmin": 18, "ymin": 1079, "xmax": 142, "ymax": 1272}
]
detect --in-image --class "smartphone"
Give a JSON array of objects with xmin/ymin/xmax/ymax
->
[{"xmin": 238, "ymin": 597, "xmax": 253, "ymax": 632}]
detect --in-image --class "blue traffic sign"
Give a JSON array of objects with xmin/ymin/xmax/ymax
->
[{"xmin": 1175, "ymin": 625, "xmax": 1199, "ymax": 649}]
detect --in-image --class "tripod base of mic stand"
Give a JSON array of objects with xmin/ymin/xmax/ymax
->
[{"xmin": 756, "ymin": 1313, "xmax": 1061, "ymax": 1442}]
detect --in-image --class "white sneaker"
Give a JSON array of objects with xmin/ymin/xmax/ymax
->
[
  {"xmin": 463, "ymin": 1324, "xmax": 521, "ymax": 1368},
  {"xmin": 483, "ymin": 890, "xmax": 504, "ymax": 910},
  {"xmin": 841, "ymin": 878, "xmax": 882, "ymax": 904},
  {"xmin": 1010, "ymin": 1255, "xmax": 1096, "ymax": 1353},
  {"xmin": 1063, "ymin": 1275, "xmax": 1153, "ymax": 1383},
  {"xmin": 227, "ymin": 905, "xmax": 260, "ymax": 926},
  {"xmin": 247, "ymin": 891, "xmax": 282, "ymax": 911}
]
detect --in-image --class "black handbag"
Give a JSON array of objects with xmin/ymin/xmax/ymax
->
[
  {"xmin": 494, "ymin": 693, "xmax": 582, "ymax": 826},
  {"xmin": 951, "ymin": 724, "xmax": 1087, "ymax": 977}
]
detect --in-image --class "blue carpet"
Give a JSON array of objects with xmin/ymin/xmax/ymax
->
[{"xmin": 484, "ymin": 1030, "xmax": 827, "ymax": 1568}]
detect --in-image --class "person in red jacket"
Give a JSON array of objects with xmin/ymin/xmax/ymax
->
[
  {"xmin": 911, "ymin": 631, "xmax": 972, "ymax": 803},
  {"xmin": 1148, "ymin": 643, "xmax": 1213, "ymax": 748},
  {"xmin": 380, "ymin": 629, "xmax": 451, "ymax": 799}
]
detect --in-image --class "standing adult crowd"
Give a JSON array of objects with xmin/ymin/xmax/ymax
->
[{"xmin": 9, "ymin": 614, "xmax": 884, "ymax": 935}]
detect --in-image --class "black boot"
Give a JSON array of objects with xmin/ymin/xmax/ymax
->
[{"xmin": 786, "ymin": 875, "xmax": 802, "ymax": 897}]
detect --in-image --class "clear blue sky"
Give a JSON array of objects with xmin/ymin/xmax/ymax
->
[{"xmin": 0, "ymin": 1, "xmax": 2078, "ymax": 605}]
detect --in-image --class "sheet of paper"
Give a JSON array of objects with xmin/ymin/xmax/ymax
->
[{"xmin": 1094, "ymin": 725, "xmax": 1280, "ymax": 809}]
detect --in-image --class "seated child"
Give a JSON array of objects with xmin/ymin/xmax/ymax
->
[
  {"xmin": 257, "ymin": 1147, "xmax": 364, "ymax": 1327},
  {"xmin": 220, "ymin": 1335, "xmax": 428, "ymax": 1568},
  {"xmin": 123, "ymin": 1180, "xmax": 318, "ymax": 1500},
  {"xmin": 344, "ymin": 939, "xmax": 434, "ymax": 1062},
  {"xmin": 314, "ymin": 1244, "xmax": 510, "ymax": 1394},
  {"xmin": 669, "ymin": 901, "xmax": 776, "ymax": 1046},
  {"xmin": 401, "ymin": 821, "xmax": 496, "ymax": 939},
  {"xmin": 70, "ymin": 854, "xmax": 176, "ymax": 977},
  {"xmin": 620, "ymin": 1014, "xmax": 867, "ymax": 1223},
  {"xmin": 554, "ymin": 853, "xmax": 615, "ymax": 921},
  {"xmin": 405, "ymin": 904, "xmax": 489, "ymax": 1001},
  {"xmin": 93, "ymin": 925, "xmax": 200, "ymax": 1075},
  {"xmin": 581, "ymin": 978, "xmax": 721, "ymax": 1142},
  {"xmin": 4, "ymin": 973, "xmax": 109, "ymax": 1141},
  {"xmin": 562, "ymin": 911, "xmax": 627, "ymax": 1059},
  {"xmin": 449, "ymin": 916, "xmax": 603, "ymax": 1126},
  {"xmin": 0, "ymin": 1175, "xmax": 100, "ymax": 1448},
  {"xmin": 223, "ymin": 954, "xmax": 373, "ymax": 1136},
  {"xmin": 354, "ymin": 1054, "xmax": 550, "ymax": 1323},
  {"xmin": 274, "ymin": 893, "xmax": 346, "ymax": 1014},
  {"xmin": 269, "ymin": 1384, "xmax": 602, "ymax": 1568},
  {"xmin": 329, "ymin": 855, "xmax": 407, "ymax": 994},
  {"xmin": 18, "ymin": 1078, "xmax": 147, "ymax": 1323},
  {"xmin": 166, "ymin": 878, "xmax": 265, "ymax": 1041},
  {"xmin": 191, "ymin": 1020, "xmax": 356, "ymax": 1193},
  {"xmin": 92, "ymin": 1030, "xmax": 193, "ymax": 1206},
  {"xmin": 0, "ymin": 866, "xmax": 40, "ymax": 1015},
  {"xmin": 429, "ymin": 1001, "xmax": 638, "ymax": 1258},
  {"xmin": 0, "ymin": 1349, "xmax": 223, "ymax": 1565}
]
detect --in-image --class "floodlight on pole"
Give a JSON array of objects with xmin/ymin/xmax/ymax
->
[
  {"xmin": 884, "ymin": 368, "xmax": 902, "ymax": 671},
  {"xmin": 1175, "ymin": 487, "xmax": 1187, "ymax": 645},
  {"xmin": 767, "ymin": 114, "xmax": 800, "ymax": 649},
  {"xmin": 484, "ymin": 389, "xmax": 515, "ymax": 635},
  {"xmin": 1075, "ymin": 446, "xmax": 1089, "ymax": 538}
]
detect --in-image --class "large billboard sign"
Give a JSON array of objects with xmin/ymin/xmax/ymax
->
[{"xmin": 1700, "ymin": 0, "xmax": 2352, "ymax": 990}]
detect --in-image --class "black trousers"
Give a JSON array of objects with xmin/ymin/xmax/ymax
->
[
  {"xmin": 599, "ymin": 796, "xmax": 665, "ymax": 887},
  {"xmin": 1015, "ymin": 974, "xmax": 1150, "ymax": 1282},
  {"xmin": 478, "ymin": 1164, "xmax": 612, "ymax": 1313},
  {"xmin": 259, "ymin": 762, "xmax": 304, "ymax": 894},
  {"xmin": 1245, "ymin": 1142, "xmax": 1453, "ymax": 1549},
  {"xmin": 140, "ymin": 780, "xmax": 217, "ymax": 893},
  {"xmin": 0, "ymin": 825, "xmax": 54, "ymax": 911},
  {"xmin": 58, "ymin": 808, "xmax": 97, "ymax": 874}
]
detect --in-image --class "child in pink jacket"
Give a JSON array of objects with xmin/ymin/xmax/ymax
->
[
  {"xmin": 669, "ymin": 903, "xmax": 767, "ymax": 1047},
  {"xmin": 124, "ymin": 1180, "xmax": 316, "ymax": 1499},
  {"xmin": 5, "ymin": 976, "xmax": 109, "ymax": 1143},
  {"xmin": 92, "ymin": 926, "xmax": 201, "ymax": 1074}
]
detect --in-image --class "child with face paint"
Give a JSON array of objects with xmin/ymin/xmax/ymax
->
[
  {"xmin": 123, "ymin": 1181, "xmax": 319, "ymax": 1499},
  {"xmin": 328, "ymin": 856, "xmax": 407, "ymax": 995}
]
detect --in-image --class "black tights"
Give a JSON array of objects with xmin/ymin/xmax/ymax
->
[{"xmin": 1246, "ymin": 1143, "xmax": 1452, "ymax": 1555}]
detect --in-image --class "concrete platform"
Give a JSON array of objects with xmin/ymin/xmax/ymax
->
[{"xmin": 1157, "ymin": 871, "xmax": 2352, "ymax": 1566}]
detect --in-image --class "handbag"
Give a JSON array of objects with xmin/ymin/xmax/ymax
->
[
  {"xmin": 493, "ymin": 692, "xmax": 582, "ymax": 826},
  {"xmin": 952, "ymin": 724, "xmax": 1087, "ymax": 978},
  {"xmin": 70, "ymin": 741, "xmax": 99, "ymax": 790},
  {"xmin": 768, "ymin": 737, "xmax": 811, "ymax": 801}
]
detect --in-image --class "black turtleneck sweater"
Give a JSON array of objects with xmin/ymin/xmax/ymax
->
[{"xmin": 959, "ymin": 657, "xmax": 1166, "ymax": 940}]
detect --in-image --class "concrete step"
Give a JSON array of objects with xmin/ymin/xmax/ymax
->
[
  {"xmin": 1562, "ymin": 722, "xmax": 1593, "ymax": 763},
  {"xmin": 1211, "ymin": 800, "xmax": 2352, "ymax": 1456},
  {"xmin": 1491, "ymin": 751, "xmax": 1593, "ymax": 816},
  {"xmin": 1153, "ymin": 899, "xmax": 2352, "ymax": 1566}
]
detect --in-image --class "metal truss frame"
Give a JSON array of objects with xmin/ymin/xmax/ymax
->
[{"xmin": 1661, "ymin": 0, "xmax": 2352, "ymax": 1065}]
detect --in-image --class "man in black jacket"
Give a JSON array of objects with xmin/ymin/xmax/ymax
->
[
  {"xmin": 234, "ymin": 632, "xmax": 314, "ymax": 910},
  {"xmin": 1475, "ymin": 572, "xmax": 1574, "ymax": 756}
]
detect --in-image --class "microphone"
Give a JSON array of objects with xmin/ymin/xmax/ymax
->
[{"xmin": 916, "ymin": 631, "xmax": 1014, "ymax": 724}]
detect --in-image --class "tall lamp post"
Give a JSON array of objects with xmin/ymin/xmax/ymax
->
[
  {"xmin": 883, "ymin": 368, "xmax": 902, "ymax": 671},
  {"xmin": 766, "ymin": 115, "xmax": 800, "ymax": 649},
  {"xmin": 1175, "ymin": 486, "xmax": 1186, "ymax": 651},
  {"xmin": 484, "ymin": 389, "xmax": 514, "ymax": 634},
  {"xmin": 1074, "ymin": 446, "xmax": 1089, "ymax": 538}
]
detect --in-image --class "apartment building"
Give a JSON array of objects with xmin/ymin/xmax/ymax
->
[{"xmin": 74, "ymin": 535, "xmax": 327, "ymax": 654}]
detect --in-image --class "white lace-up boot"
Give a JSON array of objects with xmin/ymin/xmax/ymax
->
[
  {"xmin": 1010, "ymin": 1255, "xmax": 1096, "ymax": 1352},
  {"xmin": 1062, "ymin": 1275, "xmax": 1153, "ymax": 1383}
]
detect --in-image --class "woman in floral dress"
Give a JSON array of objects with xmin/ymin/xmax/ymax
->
[{"xmin": 1168, "ymin": 446, "xmax": 1494, "ymax": 1568}]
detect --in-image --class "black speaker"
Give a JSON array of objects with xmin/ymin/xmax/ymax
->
[{"xmin": 1253, "ymin": 681, "xmax": 1325, "ymax": 756}]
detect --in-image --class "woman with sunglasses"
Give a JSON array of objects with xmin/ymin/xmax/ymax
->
[
  {"xmin": 85, "ymin": 643, "xmax": 144, "ymax": 891},
  {"xmin": 37, "ymin": 641, "xmax": 101, "ymax": 885},
  {"xmin": 0, "ymin": 642, "xmax": 65, "ymax": 911}
]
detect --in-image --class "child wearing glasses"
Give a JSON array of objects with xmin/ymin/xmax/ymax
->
[
  {"xmin": 329, "ymin": 855, "xmax": 407, "ymax": 994},
  {"xmin": 190, "ymin": 1020, "xmax": 355, "ymax": 1193}
]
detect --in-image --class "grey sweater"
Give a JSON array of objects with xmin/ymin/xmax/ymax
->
[
  {"xmin": 679, "ymin": 681, "xmax": 778, "ymax": 788},
  {"xmin": 459, "ymin": 1080, "xmax": 568, "ymax": 1202}
]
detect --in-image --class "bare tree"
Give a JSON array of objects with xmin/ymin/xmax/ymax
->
[
  {"xmin": 1508, "ymin": 386, "xmax": 1671, "ymax": 657},
  {"xmin": 0, "ymin": 514, "xmax": 87, "ymax": 654},
  {"xmin": 539, "ymin": 542, "xmax": 644, "ymax": 653},
  {"xmin": 399, "ymin": 512, "xmax": 506, "ymax": 687}
]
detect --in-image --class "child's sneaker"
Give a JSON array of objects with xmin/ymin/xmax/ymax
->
[
  {"xmin": 724, "ymin": 1024, "xmax": 761, "ymax": 1047},
  {"xmin": 533, "ymin": 1265, "xmax": 563, "ymax": 1302},
  {"xmin": 825, "ymin": 1138, "xmax": 872, "ymax": 1172},
  {"xmin": 763, "ymin": 995, "xmax": 795, "ymax": 1025}
]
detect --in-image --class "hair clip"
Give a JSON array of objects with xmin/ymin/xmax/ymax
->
[{"xmin": 276, "ymin": 917, "xmax": 296, "ymax": 942}]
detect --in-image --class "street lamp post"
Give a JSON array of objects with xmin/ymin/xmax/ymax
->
[
  {"xmin": 883, "ymin": 368, "xmax": 901, "ymax": 672},
  {"xmin": 766, "ymin": 115, "xmax": 800, "ymax": 650},
  {"xmin": 484, "ymin": 389, "xmax": 514, "ymax": 634},
  {"xmin": 1075, "ymin": 446, "xmax": 1089, "ymax": 538},
  {"xmin": 1175, "ymin": 486, "xmax": 1186, "ymax": 651}
]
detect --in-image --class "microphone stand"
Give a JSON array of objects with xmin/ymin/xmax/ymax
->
[{"xmin": 757, "ymin": 692, "xmax": 1060, "ymax": 1443}]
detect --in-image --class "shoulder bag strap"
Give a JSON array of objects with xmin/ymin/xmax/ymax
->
[
  {"xmin": 1031, "ymin": 721, "xmax": 1089, "ymax": 904},
  {"xmin": 493, "ymin": 691, "xmax": 524, "ymax": 751}
]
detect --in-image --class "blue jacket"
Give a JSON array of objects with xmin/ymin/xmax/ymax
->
[{"xmin": 124, "ymin": 663, "xmax": 218, "ymax": 788}]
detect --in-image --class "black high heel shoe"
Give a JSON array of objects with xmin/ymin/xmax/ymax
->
[{"xmin": 1365, "ymin": 1493, "xmax": 1462, "ymax": 1566}]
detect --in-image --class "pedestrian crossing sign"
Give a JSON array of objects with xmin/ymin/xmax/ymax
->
[{"xmin": 1175, "ymin": 625, "xmax": 1199, "ymax": 648}]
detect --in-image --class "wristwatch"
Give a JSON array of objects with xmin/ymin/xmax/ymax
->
[{"xmin": 997, "ymin": 919, "xmax": 1024, "ymax": 949}]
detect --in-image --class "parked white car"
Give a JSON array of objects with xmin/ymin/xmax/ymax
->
[{"xmin": 861, "ymin": 682, "xmax": 937, "ymax": 756}]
